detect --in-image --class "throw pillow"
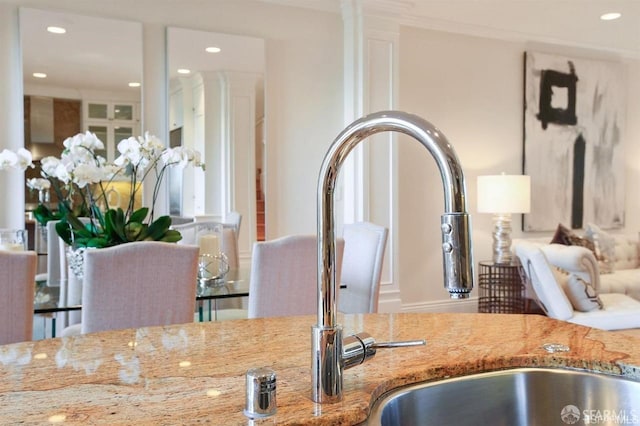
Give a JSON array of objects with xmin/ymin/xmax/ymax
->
[
  {"xmin": 564, "ymin": 274, "xmax": 604, "ymax": 312},
  {"xmin": 550, "ymin": 223, "xmax": 595, "ymax": 253},
  {"xmin": 584, "ymin": 223, "xmax": 616, "ymax": 274}
]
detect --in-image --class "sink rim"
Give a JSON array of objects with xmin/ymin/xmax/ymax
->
[{"xmin": 366, "ymin": 366, "xmax": 640, "ymax": 425}]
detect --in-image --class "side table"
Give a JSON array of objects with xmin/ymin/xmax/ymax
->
[{"xmin": 478, "ymin": 260, "xmax": 526, "ymax": 314}]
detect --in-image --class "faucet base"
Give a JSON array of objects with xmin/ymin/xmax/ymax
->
[{"xmin": 311, "ymin": 325, "xmax": 343, "ymax": 403}]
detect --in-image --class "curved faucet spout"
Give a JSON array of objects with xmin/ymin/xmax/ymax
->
[{"xmin": 312, "ymin": 110, "xmax": 474, "ymax": 404}]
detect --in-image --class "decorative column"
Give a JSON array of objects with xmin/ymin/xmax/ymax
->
[
  {"xmin": 194, "ymin": 71, "xmax": 259, "ymax": 264},
  {"xmin": 341, "ymin": 0, "xmax": 405, "ymax": 311},
  {"xmin": 0, "ymin": 5, "xmax": 25, "ymax": 228},
  {"xmin": 142, "ymin": 23, "xmax": 169, "ymax": 216}
]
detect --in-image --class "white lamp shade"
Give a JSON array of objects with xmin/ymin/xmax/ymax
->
[{"xmin": 477, "ymin": 175, "xmax": 531, "ymax": 214}]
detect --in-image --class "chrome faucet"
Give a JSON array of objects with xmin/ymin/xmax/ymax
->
[{"xmin": 312, "ymin": 111, "xmax": 474, "ymax": 403}]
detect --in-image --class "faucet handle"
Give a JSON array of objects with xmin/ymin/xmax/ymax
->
[
  {"xmin": 343, "ymin": 333, "xmax": 426, "ymax": 370},
  {"xmin": 371, "ymin": 339, "xmax": 426, "ymax": 348}
]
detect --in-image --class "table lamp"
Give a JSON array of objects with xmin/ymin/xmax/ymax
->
[{"xmin": 477, "ymin": 174, "xmax": 531, "ymax": 264}]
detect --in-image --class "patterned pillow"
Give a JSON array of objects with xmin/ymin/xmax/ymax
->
[
  {"xmin": 584, "ymin": 223, "xmax": 616, "ymax": 274},
  {"xmin": 550, "ymin": 223, "xmax": 595, "ymax": 252},
  {"xmin": 564, "ymin": 274, "xmax": 603, "ymax": 312}
]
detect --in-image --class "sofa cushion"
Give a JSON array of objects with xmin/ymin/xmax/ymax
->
[
  {"xmin": 599, "ymin": 268, "xmax": 640, "ymax": 300},
  {"xmin": 569, "ymin": 293, "xmax": 640, "ymax": 330},
  {"xmin": 584, "ymin": 223, "xmax": 616, "ymax": 274},
  {"xmin": 612, "ymin": 235, "xmax": 640, "ymax": 270},
  {"xmin": 514, "ymin": 241, "xmax": 574, "ymax": 320}
]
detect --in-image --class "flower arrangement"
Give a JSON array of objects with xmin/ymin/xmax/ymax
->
[{"xmin": 2, "ymin": 131, "xmax": 204, "ymax": 249}]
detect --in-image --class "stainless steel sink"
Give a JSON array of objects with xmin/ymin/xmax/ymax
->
[{"xmin": 367, "ymin": 368, "xmax": 640, "ymax": 426}]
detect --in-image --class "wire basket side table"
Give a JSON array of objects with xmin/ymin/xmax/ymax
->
[{"xmin": 478, "ymin": 259, "xmax": 526, "ymax": 314}]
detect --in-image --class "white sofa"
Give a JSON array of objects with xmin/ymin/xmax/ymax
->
[
  {"xmin": 596, "ymin": 234, "xmax": 640, "ymax": 300},
  {"xmin": 515, "ymin": 234, "xmax": 640, "ymax": 301},
  {"xmin": 513, "ymin": 236, "xmax": 640, "ymax": 331}
]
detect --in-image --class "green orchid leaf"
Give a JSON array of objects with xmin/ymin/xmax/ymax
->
[
  {"xmin": 55, "ymin": 220, "xmax": 73, "ymax": 246},
  {"xmin": 105, "ymin": 208, "xmax": 127, "ymax": 241},
  {"xmin": 86, "ymin": 237, "xmax": 109, "ymax": 248},
  {"xmin": 142, "ymin": 215, "xmax": 172, "ymax": 241},
  {"xmin": 159, "ymin": 229, "xmax": 183, "ymax": 243},
  {"xmin": 32, "ymin": 204, "xmax": 60, "ymax": 225},
  {"xmin": 128, "ymin": 207, "xmax": 149, "ymax": 225},
  {"xmin": 124, "ymin": 222, "xmax": 144, "ymax": 240}
]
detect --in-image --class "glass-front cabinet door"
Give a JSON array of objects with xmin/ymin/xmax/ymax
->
[
  {"xmin": 87, "ymin": 124, "xmax": 134, "ymax": 161},
  {"xmin": 84, "ymin": 100, "xmax": 139, "ymax": 163},
  {"xmin": 86, "ymin": 102, "xmax": 135, "ymax": 122}
]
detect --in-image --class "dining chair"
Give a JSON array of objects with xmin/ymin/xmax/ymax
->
[
  {"xmin": 0, "ymin": 250, "xmax": 37, "ymax": 345},
  {"xmin": 338, "ymin": 222, "xmax": 388, "ymax": 314},
  {"xmin": 248, "ymin": 234, "xmax": 345, "ymax": 318},
  {"xmin": 224, "ymin": 211, "xmax": 242, "ymax": 239},
  {"xmin": 169, "ymin": 215, "xmax": 195, "ymax": 225},
  {"xmin": 61, "ymin": 241, "xmax": 199, "ymax": 335}
]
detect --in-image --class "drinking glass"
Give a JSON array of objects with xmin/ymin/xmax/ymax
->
[{"xmin": 0, "ymin": 229, "xmax": 28, "ymax": 251}]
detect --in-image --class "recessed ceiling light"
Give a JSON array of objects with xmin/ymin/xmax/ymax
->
[
  {"xmin": 47, "ymin": 26, "xmax": 66, "ymax": 34},
  {"xmin": 33, "ymin": 72, "xmax": 47, "ymax": 78},
  {"xmin": 205, "ymin": 46, "xmax": 221, "ymax": 53},
  {"xmin": 177, "ymin": 68, "xmax": 191, "ymax": 74},
  {"xmin": 600, "ymin": 12, "xmax": 621, "ymax": 21},
  {"xmin": 128, "ymin": 82, "xmax": 141, "ymax": 87}
]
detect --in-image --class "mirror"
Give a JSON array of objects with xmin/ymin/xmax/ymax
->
[
  {"xmin": 167, "ymin": 27, "xmax": 265, "ymax": 247},
  {"xmin": 20, "ymin": 7, "xmax": 142, "ymax": 210}
]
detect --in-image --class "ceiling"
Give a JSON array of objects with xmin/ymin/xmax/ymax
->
[
  {"xmin": 21, "ymin": 8, "xmax": 265, "ymax": 95},
  {"xmin": 20, "ymin": 1, "xmax": 640, "ymax": 93},
  {"xmin": 268, "ymin": 0, "xmax": 640, "ymax": 55},
  {"xmin": 20, "ymin": 7, "xmax": 143, "ymax": 93}
]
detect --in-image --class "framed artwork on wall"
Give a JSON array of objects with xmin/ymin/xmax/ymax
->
[{"xmin": 523, "ymin": 50, "xmax": 626, "ymax": 231}]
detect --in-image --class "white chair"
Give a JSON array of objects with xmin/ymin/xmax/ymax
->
[
  {"xmin": 61, "ymin": 242, "xmax": 198, "ymax": 335},
  {"xmin": 339, "ymin": 222, "xmax": 388, "ymax": 314},
  {"xmin": 0, "ymin": 250, "xmax": 36, "ymax": 345},
  {"xmin": 224, "ymin": 211, "xmax": 242, "ymax": 239},
  {"xmin": 169, "ymin": 215, "xmax": 194, "ymax": 225},
  {"xmin": 248, "ymin": 234, "xmax": 344, "ymax": 318}
]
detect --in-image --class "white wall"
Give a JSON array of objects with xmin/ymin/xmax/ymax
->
[{"xmin": 397, "ymin": 26, "xmax": 640, "ymax": 308}]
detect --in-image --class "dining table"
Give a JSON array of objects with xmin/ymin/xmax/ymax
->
[{"xmin": 33, "ymin": 267, "xmax": 251, "ymax": 338}]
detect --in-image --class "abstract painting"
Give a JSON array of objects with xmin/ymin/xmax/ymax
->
[{"xmin": 523, "ymin": 51, "xmax": 626, "ymax": 231}]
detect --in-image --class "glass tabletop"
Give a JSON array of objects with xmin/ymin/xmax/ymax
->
[{"xmin": 34, "ymin": 267, "xmax": 250, "ymax": 315}]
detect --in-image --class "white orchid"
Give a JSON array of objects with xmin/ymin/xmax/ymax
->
[
  {"xmin": 63, "ymin": 131, "xmax": 105, "ymax": 163},
  {"xmin": 72, "ymin": 163, "xmax": 107, "ymax": 188},
  {"xmin": 41, "ymin": 156, "xmax": 72, "ymax": 184},
  {"xmin": 19, "ymin": 130, "xmax": 203, "ymax": 249},
  {"xmin": 115, "ymin": 136, "xmax": 143, "ymax": 167},
  {"xmin": 26, "ymin": 178, "xmax": 51, "ymax": 191},
  {"xmin": 0, "ymin": 148, "xmax": 33, "ymax": 171},
  {"xmin": 161, "ymin": 146, "xmax": 203, "ymax": 170}
]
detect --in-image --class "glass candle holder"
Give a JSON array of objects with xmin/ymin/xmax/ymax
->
[{"xmin": 0, "ymin": 229, "xmax": 28, "ymax": 251}]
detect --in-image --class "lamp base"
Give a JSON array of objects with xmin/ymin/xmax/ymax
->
[{"xmin": 492, "ymin": 213, "xmax": 513, "ymax": 265}]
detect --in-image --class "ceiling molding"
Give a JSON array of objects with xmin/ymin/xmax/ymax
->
[{"xmin": 260, "ymin": 0, "xmax": 640, "ymax": 59}]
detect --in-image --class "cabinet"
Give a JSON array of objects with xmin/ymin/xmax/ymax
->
[
  {"xmin": 83, "ymin": 101, "xmax": 140, "ymax": 161},
  {"xmin": 477, "ymin": 261, "xmax": 526, "ymax": 314}
]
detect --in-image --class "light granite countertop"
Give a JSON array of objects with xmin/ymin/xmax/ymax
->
[{"xmin": 0, "ymin": 313, "xmax": 639, "ymax": 424}]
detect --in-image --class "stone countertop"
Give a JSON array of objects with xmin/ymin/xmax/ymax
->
[{"xmin": 1, "ymin": 313, "xmax": 639, "ymax": 424}]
